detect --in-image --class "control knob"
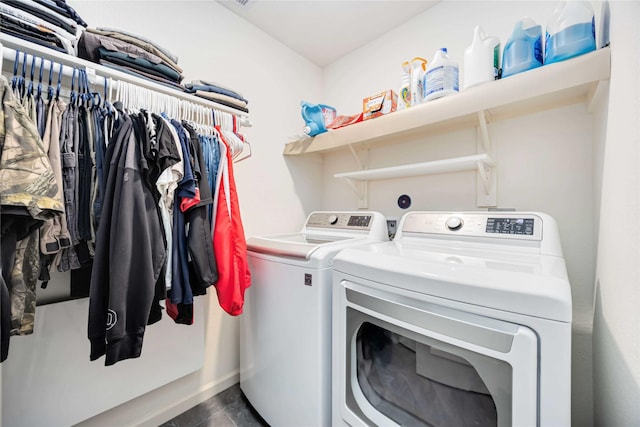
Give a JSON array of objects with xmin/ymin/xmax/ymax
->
[
  {"xmin": 445, "ymin": 216, "xmax": 463, "ymax": 231},
  {"xmin": 328, "ymin": 214, "xmax": 339, "ymax": 225}
]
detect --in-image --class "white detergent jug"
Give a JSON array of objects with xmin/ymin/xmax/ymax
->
[
  {"xmin": 463, "ymin": 26, "xmax": 500, "ymax": 90},
  {"xmin": 410, "ymin": 57, "xmax": 427, "ymax": 106},
  {"xmin": 424, "ymin": 48, "xmax": 459, "ymax": 102}
]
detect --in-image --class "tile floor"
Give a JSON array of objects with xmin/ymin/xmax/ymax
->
[{"xmin": 160, "ymin": 384, "xmax": 269, "ymax": 427}]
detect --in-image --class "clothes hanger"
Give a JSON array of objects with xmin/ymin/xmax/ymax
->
[
  {"xmin": 19, "ymin": 51, "xmax": 28, "ymax": 98},
  {"xmin": 36, "ymin": 57, "xmax": 44, "ymax": 101},
  {"xmin": 27, "ymin": 54, "xmax": 35, "ymax": 97},
  {"xmin": 47, "ymin": 59, "xmax": 54, "ymax": 101},
  {"xmin": 77, "ymin": 69, "xmax": 85, "ymax": 107},
  {"xmin": 55, "ymin": 62, "xmax": 63, "ymax": 101},
  {"xmin": 69, "ymin": 67, "xmax": 77, "ymax": 105},
  {"xmin": 11, "ymin": 49, "xmax": 20, "ymax": 91}
]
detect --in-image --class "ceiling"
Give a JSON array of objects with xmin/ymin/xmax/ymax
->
[{"xmin": 216, "ymin": 0, "xmax": 439, "ymax": 67}]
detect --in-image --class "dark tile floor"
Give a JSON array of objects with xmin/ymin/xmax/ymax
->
[{"xmin": 160, "ymin": 384, "xmax": 269, "ymax": 427}]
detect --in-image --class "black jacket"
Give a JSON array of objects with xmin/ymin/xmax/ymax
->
[{"xmin": 88, "ymin": 115, "xmax": 166, "ymax": 365}]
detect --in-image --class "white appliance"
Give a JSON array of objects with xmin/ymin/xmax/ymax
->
[
  {"xmin": 332, "ymin": 211, "xmax": 572, "ymax": 427},
  {"xmin": 240, "ymin": 211, "xmax": 389, "ymax": 427}
]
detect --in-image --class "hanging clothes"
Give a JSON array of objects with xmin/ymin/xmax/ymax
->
[
  {"xmin": 183, "ymin": 122, "xmax": 216, "ymax": 296},
  {"xmin": 90, "ymin": 93, "xmax": 108, "ymax": 234},
  {"xmin": 5, "ymin": 74, "xmax": 57, "ymax": 337},
  {"xmin": 57, "ymin": 94, "xmax": 80, "ymax": 271},
  {"xmin": 200, "ymin": 131, "xmax": 221, "ymax": 223},
  {"xmin": 153, "ymin": 113, "xmax": 183, "ymax": 297},
  {"xmin": 0, "ymin": 75, "xmax": 64, "ymax": 362},
  {"xmin": 37, "ymin": 94, "xmax": 69, "ymax": 286},
  {"xmin": 168, "ymin": 118, "xmax": 196, "ymax": 308},
  {"xmin": 211, "ymin": 130, "xmax": 251, "ymax": 316},
  {"xmin": 88, "ymin": 112, "xmax": 166, "ymax": 366}
]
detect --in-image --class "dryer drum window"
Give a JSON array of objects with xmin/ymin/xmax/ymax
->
[
  {"xmin": 355, "ymin": 322, "xmax": 502, "ymax": 426},
  {"xmin": 344, "ymin": 307, "xmax": 517, "ymax": 427}
]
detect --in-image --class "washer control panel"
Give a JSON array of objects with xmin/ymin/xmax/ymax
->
[
  {"xmin": 306, "ymin": 212, "xmax": 372, "ymax": 230},
  {"xmin": 485, "ymin": 217, "xmax": 535, "ymax": 235},
  {"xmin": 401, "ymin": 212, "xmax": 543, "ymax": 241}
]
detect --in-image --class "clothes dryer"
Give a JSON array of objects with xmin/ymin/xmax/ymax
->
[
  {"xmin": 240, "ymin": 211, "xmax": 388, "ymax": 427},
  {"xmin": 332, "ymin": 211, "xmax": 572, "ymax": 427}
]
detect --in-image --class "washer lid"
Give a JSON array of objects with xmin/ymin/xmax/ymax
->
[
  {"xmin": 247, "ymin": 233, "xmax": 353, "ymax": 259},
  {"xmin": 247, "ymin": 211, "xmax": 390, "ymax": 260},
  {"xmin": 333, "ymin": 241, "xmax": 572, "ymax": 322}
]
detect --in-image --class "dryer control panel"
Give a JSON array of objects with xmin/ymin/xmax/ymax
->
[
  {"xmin": 400, "ymin": 212, "xmax": 544, "ymax": 242},
  {"xmin": 306, "ymin": 212, "xmax": 372, "ymax": 230}
]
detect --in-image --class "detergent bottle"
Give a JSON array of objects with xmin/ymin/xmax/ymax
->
[
  {"xmin": 424, "ymin": 48, "xmax": 459, "ymax": 102},
  {"xmin": 463, "ymin": 26, "xmax": 501, "ymax": 89},
  {"xmin": 398, "ymin": 61, "xmax": 411, "ymax": 110},
  {"xmin": 410, "ymin": 57, "xmax": 427, "ymax": 106},
  {"xmin": 502, "ymin": 17, "xmax": 543, "ymax": 78},
  {"xmin": 545, "ymin": 1, "xmax": 596, "ymax": 65},
  {"xmin": 301, "ymin": 101, "xmax": 336, "ymax": 137}
]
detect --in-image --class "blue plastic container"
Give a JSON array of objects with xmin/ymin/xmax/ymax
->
[
  {"xmin": 545, "ymin": 1, "xmax": 596, "ymax": 65},
  {"xmin": 300, "ymin": 101, "xmax": 336, "ymax": 136},
  {"xmin": 502, "ymin": 18, "xmax": 543, "ymax": 78}
]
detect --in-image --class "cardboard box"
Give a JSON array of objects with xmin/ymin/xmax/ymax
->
[{"xmin": 363, "ymin": 90, "xmax": 398, "ymax": 120}]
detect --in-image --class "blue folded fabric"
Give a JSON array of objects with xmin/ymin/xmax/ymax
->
[
  {"xmin": 183, "ymin": 83, "xmax": 248, "ymax": 104},
  {"xmin": 98, "ymin": 47, "xmax": 182, "ymax": 83},
  {"xmin": 33, "ymin": 0, "xmax": 87, "ymax": 27}
]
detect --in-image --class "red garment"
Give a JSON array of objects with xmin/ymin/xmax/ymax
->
[
  {"xmin": 180, "ymin": 187, "xmax": 201, "ymax": 212},
  {"xmin": 212, "ymin": 131, "xmax": 251, "ymax": 315}
]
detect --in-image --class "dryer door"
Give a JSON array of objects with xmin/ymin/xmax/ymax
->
[{"xmin": 333, "ymin": 280, "xmax": 539, "ymax": 427}]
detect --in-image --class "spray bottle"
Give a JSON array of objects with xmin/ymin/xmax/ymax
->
[
  {"xmin": 398, "ymin": 61, "xmax": 411, "ymax": 110},
  {"xmin": 410, "ymin": 57, "xmax": 427, "ymax": 106}
]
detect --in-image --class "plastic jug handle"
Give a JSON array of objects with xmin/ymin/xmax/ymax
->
[{"xmin": 300, "ymin": 101, "xmax": 314, "ymax": 121}]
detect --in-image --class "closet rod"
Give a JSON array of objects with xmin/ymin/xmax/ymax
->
[{"xmin": 0, "ymin": 34, "xmax": 252, "ymax": 127}]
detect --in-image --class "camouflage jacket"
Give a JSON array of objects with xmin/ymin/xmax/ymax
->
[{"xmin": 0, "ymin": 75, "xmax": 64, "ymax": 218}]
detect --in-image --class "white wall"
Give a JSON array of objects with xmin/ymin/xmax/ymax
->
[
  {"xmin": 320, "ymin": 2, "xmax": 609, "ymax": 425},
  {"xmin": 3, "ymin": 1, "xmax": 636, "ymax": 425},
  {"xmin": 593, "ymin": 1, "xmax": 640, "ymax": 425},
  {"xmin": 58, "ymin": 2, "xmax": 323, "ymax": 425}
]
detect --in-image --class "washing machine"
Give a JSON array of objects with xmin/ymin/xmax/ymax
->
[
  {"xmin": 332, "ymin": 211, "xmax": 572, "ymax": 427},
  {"xmin": 240, "ymin": 211, "xmax": 389, "ymax": 427}
]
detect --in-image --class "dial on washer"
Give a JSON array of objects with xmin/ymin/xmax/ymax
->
[{"xmin": 446, "ymin": 216, "xmax": 463, "ymax": 231}]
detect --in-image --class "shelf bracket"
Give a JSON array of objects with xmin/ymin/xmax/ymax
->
[
  {"xmin": 587, "ymin": 80, "xmax": 609, "ymax": 113},
  {"xmin": 347, "ymin": 144, "xmax": 366, "ymax": 170},
  {"xmin": 476, "ymin": 158, "xmax": 497, "ymax": 207},
  {"xmin": 477, "ymin": 110, "xmax": 491, "ymax": 154},
  {"xmin": 344, "ymin": 145, "xmax": 369, "ymax": 208},
  {"xmin": 341, "ymin": 177, "xmax": 368, "ymax": 208},
  {"xmin": 477, "ymin": 111, "xmax": 497, "ymax": 207}
]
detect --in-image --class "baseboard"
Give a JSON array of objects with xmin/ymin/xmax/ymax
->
[
  {"xmin": 135, "ymin": 370, "xmax": 241, "ymax": 427},
  {"xmin": 74, "ymin": 370, "xmax": 240, "ymax": 427}
]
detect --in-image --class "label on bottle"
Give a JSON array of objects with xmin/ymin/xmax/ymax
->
[
  {"xmin": 424, "ymin": 65, "xmax": 459, "ymax": 97},
  {"xmin": 534, "ymin": 36, "xmax": 543, "ymax": 63},
  {"xmin": 400, "ymin": 86, "xmax": 411, "ymax": 108}
]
